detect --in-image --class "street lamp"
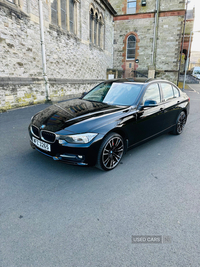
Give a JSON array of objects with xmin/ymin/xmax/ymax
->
[{"xmin": 183, "ymin": 30, "xmax": 200, "ymax": 90}]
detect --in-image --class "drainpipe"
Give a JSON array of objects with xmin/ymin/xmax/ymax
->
[
  {"xmin": 177, "ymin": 0, "xmax": 189, "ymax": 86},
  {"xmin": 152, "ymin": 0, "xmax": 160, "ymax": 68},
  {"xmin": 38, "ymin": 0, "xmax": 50, "ymax": 101},
  {"xmin": 183, "ymin": 31, "xmax": 192, "ymax": 90},
  {"xmin": 112, "ymin": 22, "xmax": 115, "ymax": 77}
]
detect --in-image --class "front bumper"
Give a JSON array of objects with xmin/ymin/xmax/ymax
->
[{"xmin": 29, "ymin": 127, "xmax": 103, "ymax": 166}]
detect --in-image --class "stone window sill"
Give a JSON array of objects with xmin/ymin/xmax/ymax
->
[
  {"xmin": 89, "ymin": 42, "xmax": 104, "ymax": 51},
  {"xmin": 49, "ymin": 24, "xmax": 81, "ymax": 42},
  {"xmin": 0, "ymin": 0, "xmax": 29, "ymax": 18}
]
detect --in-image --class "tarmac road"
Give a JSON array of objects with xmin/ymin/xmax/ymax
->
[{"xmin": 0, "ymin": 87, "xmax": 200, "ymax": 267}]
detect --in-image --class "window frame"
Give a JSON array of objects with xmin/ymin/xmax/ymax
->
[
  {"xmin": 172, "ymin": 86, "xmax": 180, "ymax": 98},
  {"xmin": 160, "ymin": 83, "xmax": 175, "ymax": 102},
  {"xmin": 89, "ymin": 7, "xmax": 104, "ymax": 49},
  {"xmin": 60, "ymin": 0, "xmax": 67, "ymax": 30},
  {"xmin": 94, "ymin": 12, "xmax": 98, "ymax": 45},
  {"xmin": 50, "ymin": 0, "xmax": 77, "ymax": 35},
  {"xmin": 127, "ymin": 0, "xmax": 137, "ymax": 14},
  {"xmin": 69, "ymin": 0, "xmax": 74, "ymax": 34},
  {"xmin": 98, "ymin": 16, "xmax": 102, "ymax": 47},
  {"xmin": 141, "ymin": 83, "xmax": 162, "ymax": 106},
  {"xmin": 126, "ymin": 34, "xmax": 136, "ymax": 60},
  {"xmin": 51, "ymin": 0, "xmax": 58, "ymax": 27},
  {"xmin": 90, "ymin": 8, "xmax": 94, "ymax": 43}
]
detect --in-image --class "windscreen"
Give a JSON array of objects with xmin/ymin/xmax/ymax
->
[
  {"xmin": 83, "ymin": 82, "xmax": 142, "ymax": 106},
  {"xmin": 194, "ymin": 70, "xmax": 200, "ymax": 74}
]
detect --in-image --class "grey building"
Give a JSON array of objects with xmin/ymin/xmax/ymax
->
[{"xmin": 0, "ymin": 0, "xmax": 187, "ymax": 111}]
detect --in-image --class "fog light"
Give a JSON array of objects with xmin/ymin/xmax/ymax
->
[
  {"xmin": 59, "ymin": 140, "xmax": 66, "ymax": 144},
  {"xmin": 77, "ymin": 155, "xmax": 83, "ymax": 159}
]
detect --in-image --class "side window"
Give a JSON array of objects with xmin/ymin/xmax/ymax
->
[
  {"xmin": 142, "ymin": 83, "xmax": 161, "ymax": 105},
  {"xmin": 173, "ymin": 86, "xmax": 180, "ymax": 98},
  {"xmin": 161, "ymin": 83, "xmax": 174, "ymax": 101}
]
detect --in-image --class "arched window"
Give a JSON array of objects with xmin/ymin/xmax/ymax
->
[
  {"xmin": 69, "ymin": 0, "xmax": 74, "ymax": 33},
  {"xmin": 98, "ymin": 16, "xmax": 102, "ymax": 47},
  {"xmin": 94, "ymin": 13, "xmax": 98, "ymax": 45},
  {"xmin": 89, "ymin": 7, "xmax": 104, "ymax": 48},
  {"xmin": 51, "ymin": 0, "xmax": 58, "ymax": 26},
  {"xmin": 127, "ymin": 35, "xmax": 136, "ymax": 59},
  {"xmin": 90, "ymin": 8, "xmax": 94, "ymax": 43},
  {"xmin": 50, "ymin": 0, "xmax": 79, "ymax": 35},
  {"xmin": 61, "ymin": 0, "xmax": 67, "ymax": 30}
]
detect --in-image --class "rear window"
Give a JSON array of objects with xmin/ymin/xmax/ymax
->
[
  {"xmin": 173, "ymin": 86, "xmax": 180, "ymax": 98},
  {"xmin": 161, "ymin": 83, "xmax": 174, "ymax": 101}
]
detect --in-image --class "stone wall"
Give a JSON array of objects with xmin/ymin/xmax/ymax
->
[
  {"xmin": 0, "ymin": 0, "xmax": 114, "ymax": 111},
  {"xmin": 0, "ymin": 78, "xmax": 102, "ymax": 110}
]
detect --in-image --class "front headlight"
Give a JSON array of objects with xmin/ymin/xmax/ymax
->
[{"xmin": 58, "ymin": 133, "xmax": 98, "ymax": 144}]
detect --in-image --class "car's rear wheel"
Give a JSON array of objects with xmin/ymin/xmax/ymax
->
[
  {"xmin": 172, "ymin": 111, "xmax": 187, "ymax": 135},
  {"xmin": 96, "ymin": 132, "xmax": 124, "ymax": 171}
]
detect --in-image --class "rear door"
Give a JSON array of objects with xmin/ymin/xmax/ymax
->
[{"xmin": 159, "ymin": 82, "xmax": 182, "ymax": 129}]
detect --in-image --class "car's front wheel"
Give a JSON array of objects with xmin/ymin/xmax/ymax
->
[
  {"xmin": 96, "ymin": 132, "xmax": 124, "ymax": 171},
  {"xmin": 172, "ymin": 111, "xmax": 187, "ymax": 135}
]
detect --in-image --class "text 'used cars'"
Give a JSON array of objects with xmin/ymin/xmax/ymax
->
[{"xmin": 29, "ymin": 78, "xmax": 190, "ymax": 171}]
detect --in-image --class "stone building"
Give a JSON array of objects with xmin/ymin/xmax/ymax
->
[
  {"xmin": 109, "ymin": 0, "xmax": 186, "ymax": 83},
  {"xmin": 0, "ymin": 0, "xmax": 187, "ymax": 111},
  {"xmin": 0, "ymin": 0, "xmax": 116, "ymax": 111}
]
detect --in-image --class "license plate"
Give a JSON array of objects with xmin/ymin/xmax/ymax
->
[{"xmin": 32, "ymin": 137, "xmax": 51, "ymax": 152}]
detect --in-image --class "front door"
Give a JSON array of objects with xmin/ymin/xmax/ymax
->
[
  {"xmin": 135, "ymin": 83, "xmax": 165, "ymax": 143},
  {"xmin": 124, "ymin": 61, "xmax": 135, "ymax": 78}
]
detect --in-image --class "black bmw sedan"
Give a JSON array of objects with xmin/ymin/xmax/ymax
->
[{"xmin": 29, "ymin": 78, "xmax": 190, "ymax": 171}]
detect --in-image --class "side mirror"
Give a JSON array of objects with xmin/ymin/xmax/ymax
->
[
  {"xmin": 81, "ymin": 92, "xmax": 87, "ymax": 98},
  {"xmin": 142, "ymin": 100, "xmax": 158, "ymax": 109}
]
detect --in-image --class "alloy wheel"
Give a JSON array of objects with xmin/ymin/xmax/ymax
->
[
  {"xmin": 101, "ymin": 136, "xmax": 124, "ymax": 170},
  {"xmin": 177, "ymin": 111, "xmax": 186, "ymax": 134}
]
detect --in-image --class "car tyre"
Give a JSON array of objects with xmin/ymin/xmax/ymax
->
[
  {"xmin": 96, "ymin": 132, "xmax": 124, "ymax": 171},
  {"xmin": 172, "ymin": 111, "xmax": 187, "ymax": 135}
]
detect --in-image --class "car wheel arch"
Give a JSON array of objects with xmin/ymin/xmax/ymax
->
[
  {"xmin": 96, "ymin": 131, "xmax": 125, "ymax": 171},
  {"xmin": 172, "ymin": 110, "xmax": 187, "ymax": 135},
  {"xmin": 103, "ymin": 128, "xmax": 128, "ymax": 152}
]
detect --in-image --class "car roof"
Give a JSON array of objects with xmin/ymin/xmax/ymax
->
[{"xmin": 107, "ymin": 78, "xmax": 156, "ymax": 83}]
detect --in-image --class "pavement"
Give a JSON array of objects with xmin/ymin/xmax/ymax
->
[
  {"xmin": 187, "ymin": 83, "xmax": 200, "ymax": 94},
  {"xmin": 1, "ymin": 85, "xmax": 200, "ymax": 267}
]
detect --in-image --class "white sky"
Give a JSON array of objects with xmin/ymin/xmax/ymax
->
[{"xmin": 189, "ymin": 0, "xmax": 200, "ymax": 51}]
